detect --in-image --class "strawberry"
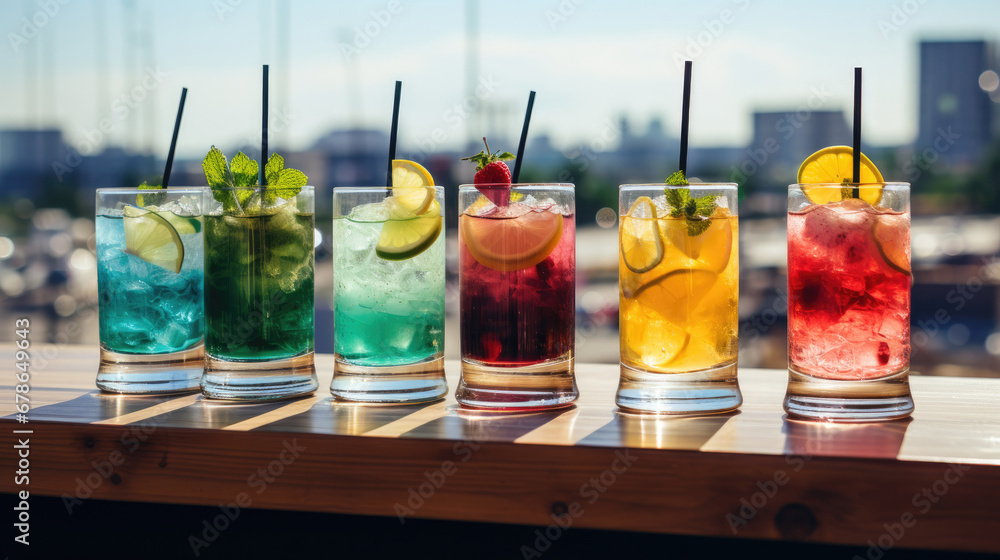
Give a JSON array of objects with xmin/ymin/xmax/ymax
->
[{"xmin": 461, "ymin": 137, "xmax": 516, "ymax": 207}]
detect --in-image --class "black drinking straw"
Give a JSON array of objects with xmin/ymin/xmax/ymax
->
[
  {"xmin": 852, "ymin": 67, "xmax": 862, "ymax": 198},
  {"xmin": 161, "ymin": 87, "xmax": 187, "ymax": 189},
  {"xmin": 679, "ymin": 61, "xmax": 692, "ymax": 175},
  {"xmin": 261, "ymin": 65, "xmax": 269, "ymax": 185},
  {"xmin": 386, "ymin": 80, "xmax": 402, "ymax": 187},
  {"xmin": 511, "ymin": 90, "xmax": 536, "ymax": 183}
]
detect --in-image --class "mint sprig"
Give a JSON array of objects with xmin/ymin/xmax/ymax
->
[
  {"xmin": 202, "ymin": 146, "xmax": 307, "ymax": 214},
  {"xmin": 664, "ymin": 171, "xmax": 718, "ymax": 237},
  {"xmin": 136, "ymin": 181, "xmax": 166, "ymax": 207}
]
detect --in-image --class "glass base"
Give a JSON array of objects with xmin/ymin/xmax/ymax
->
[
  {"xmin": 455, "ymin": 357, "xmax": 578, "ymax": 411},
  {"xmin": 202, "ymin": 352, "xmax": 318, "ymax": 401},
  {"xmin": 97, "ymin": 345, "xmax": 204, "ymax": 395},
  {"xmin": 783, "ymin": 365, "xmax": 914, "ymax": 422},
  {"xmin": 331, "ymin": 355, "xmax": 448, "ymax": 403},
  {"xmin": 615, "ymin": 361, "xmax": 742, "ymax": 414}
]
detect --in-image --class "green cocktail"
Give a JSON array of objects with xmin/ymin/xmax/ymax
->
[
  {"xmin": 204, "ymin": 204, "xmax": 314, "ymax": 360},
  {"xmin": 330, "ymin": 161, "xmax": 447, "ymax": 403},
  {"xmin": 200, "ymin": 148, "xmax": 318, "ymax": 400}
]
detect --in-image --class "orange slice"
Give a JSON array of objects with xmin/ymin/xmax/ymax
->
[
  {"xmin": 461, "ymin": 210, "xmax": 563, "ymax": 271},
  {"xmin": 797, "ymin": 146, "xmax": 884, "ymax": 205}
]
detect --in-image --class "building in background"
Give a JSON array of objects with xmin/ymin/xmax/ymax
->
[{"xmin": 917, "ymin": 40, "xmax": 997, "ymax": 167}]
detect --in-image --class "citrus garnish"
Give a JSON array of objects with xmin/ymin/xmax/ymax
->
[
  {"xmin": 797, "ymin": 146, "xmax": 885, "ymax": 205},
  {"xmin": 873, "ymin": 214, "xmax": 911, "ymax": 276},
  {"xmin": 122, "ymin": 206, "xmax": 184, "ymax": 273},
  {"xmin": 391, "ymin": 159, "xmax": 435, "ymax": 215},
  {"xmin": 375, "ymin": 199, "xmax": 442, "ymax": 261},
  {"xmin": 620, "ymin": 300, "xmax": 689, "ymax": 368},
  {"xmin": 461, "ymin": 209, "xmax": 563, "ymax": 271},
  {"xmin": 620, "ymin": 196, "xmax": 663, "ymax": 273},
  {"xmin": 659, "ymin": 210, "xmax": 733, "ymax": 274}
]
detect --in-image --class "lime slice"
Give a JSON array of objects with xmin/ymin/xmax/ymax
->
[
  {"xmin": 873, "ymin": 214, "xmax": 911, "ymax": 276},
  {"xmin": 123, "ymin": 207, "xmax": 184, "ymax": 273},
  {"xmin": 391, "ymin": 159, "xmax": 435, "ymax": 215},
  {"xmin": 375, "ymin": 200, "xmax": 442, "ymax": 260},
  {"xmin": 797, "ymin": 146, "xmax": 884, "ymax": 205},
  {"xmin": 620, "ymin": 196, "xmax": 663, "ymax": 274}
]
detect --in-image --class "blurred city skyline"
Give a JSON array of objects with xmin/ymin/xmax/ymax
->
[{"xmin": 1, "ymin": 0, "xmax": 999, "ymax": 162}]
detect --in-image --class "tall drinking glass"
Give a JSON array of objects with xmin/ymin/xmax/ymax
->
[
  {"xmin": 456, "ymin": 183, "xmax": 578, "ymax": 410},
  {"xmin": 330, "ymin": 186, "xmax": 447, "ymax": 402},
  {"xmin": 616, "ymin": 184, "xmax": 742, "ymax": 413},
  {"xmin": 95, "ymin": 187, "xmax": 205, "ymax": 394},
  {"xmin": 201, "ymin": 186, "xmax": 318, "ymax": 400},
  {"xmin": 784, "ymin": 183, "xmax": 913, "ymax": 421}
]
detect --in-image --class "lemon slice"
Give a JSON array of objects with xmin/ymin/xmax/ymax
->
[
  {"xmin": 461, "ymin": 209, "xmax": 563, "ymax": 271},
  {"xmin": 620, "ymin": 299, "xmax": 690, "ymax": 368},
  {"xmin": 391, "ymin": 159, "xmax": 435, "ymax": 215},
  {"xmin": 122, "ymin": 206, "xmax": 184, "ymax": 273},
  {"xmin": 375, "ymin": 199, "xmax": 442, "ymax": 260},
  {"xmin": 620, "ymin": 196, "xmax": 663, "ymax": 273},
  {"xmin": 797, "ymin": 146, "xmax": 884, "ymax": 205},
  {"xmin": 873, "ymin": 214, "xmax": 911, "ymax": 276},
  {"xmin": 658, "ymin": 210, "xmax": 733, "ymax": 274}
]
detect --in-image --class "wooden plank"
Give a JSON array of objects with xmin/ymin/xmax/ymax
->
[{"xmin": 3, "ymin": 344, "xmax": 1000, "ymax": 553}]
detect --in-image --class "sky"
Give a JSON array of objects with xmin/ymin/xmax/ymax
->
[{"xmin": 1, "ymin": 0, "xmax": 998, "ymax": 160}]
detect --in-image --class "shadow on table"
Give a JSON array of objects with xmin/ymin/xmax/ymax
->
[{"xmin": 783, "ymin": 417, "xmax": 912, "ymax": 459}]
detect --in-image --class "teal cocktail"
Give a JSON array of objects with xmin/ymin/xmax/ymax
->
[
  {"xmin": 95, "ymin": 187, "xmax": 206, "ymax": 394},
  {"xmin": 331, "ymin": 178, "xmax": 447, "ymax": 403}
]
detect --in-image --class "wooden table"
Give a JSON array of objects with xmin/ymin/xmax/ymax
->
[{"xmin": 3, "ymin": 345, "xmax": 999, "ymax": 554}]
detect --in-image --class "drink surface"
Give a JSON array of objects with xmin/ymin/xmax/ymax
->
[
  {"xmin": 787, "ymin": 198, "xmax": 910, "ymax": 379},
  {"xmin": 459, "ymin": 198, "xmax": 575, "ymax": 366},
  {"xmin": 204, "ymin": 204, "xmax": 314, "ymax": 361},
  {"xmin": 97, "ymin": 214, "xmax": 204, "ymax": 354},
  {"xmin": 619, "ymin": 199, "xmax": 738, "ymax": 373},
  {"xmin": 333, "ymin": 205, "xmax": 445, "ymax": 366}
]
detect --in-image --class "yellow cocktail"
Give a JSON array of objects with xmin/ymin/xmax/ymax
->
[{"xmin": 616, "ymin": 183, "xmax": 741, "ymax": 413}]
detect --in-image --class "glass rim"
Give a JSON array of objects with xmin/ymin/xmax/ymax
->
[
  {"xmin": 789, "ymin": 182, "xmax": 909, "ymax": 189},
  {"xmin": 334, "ymin": 185, "xmax": 444, "ymax": 193},
  {"xmin": 96, "ymin": 187, "xmax": 207, "ymax": 194},
  {"xmin": 209, "ymin": 185, "xmax": 315, "ymax": 191},
  {"xmin": 458, "ymin": 183, "xmax": 574, "ymax": 190},
  {"xmin": 620, "ymin": 183, "xmax": 737, "ymax": 190}
]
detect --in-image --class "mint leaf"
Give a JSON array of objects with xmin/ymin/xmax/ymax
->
[
  {"xmin": 136, "ymin": 181, "xmax": 165, "ymax": 207},
  {"xmin": 687, "ymin": 218, "xmax": 711, "ymax": 237},
  {"xmin": 664, "ymin": 182, "xmax": 719, "ymax": 237},
  {"xmin": 230, "ymin": 151, "xmax": 258, "ymax": 187},
  {"xmin": 263, "ymin": 168, "xmax": 306, "ymax": 205},
  {"xmin": 694, "ymin": 194, "xmax": 717, "ymax": 217},
  {"xmin": 203, "ymin": 146, "xmax": 239, "ymax": 211},
  {"xmin": 665, "ymin": 170, "xmax": 689, "ymax": 186},
  {"xmin": 664, "ymin": 187, "xmax": 690, "ymax": 218},
  {"xmin": 264, "ymin": 153, "xmax": 284, "ymax": 187}
]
